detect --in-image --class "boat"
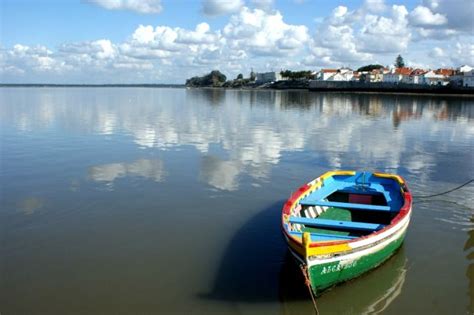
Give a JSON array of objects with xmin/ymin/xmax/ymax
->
[{"xmin": 281, "ymin": 170, "xmax": 412, "ymax": 296}]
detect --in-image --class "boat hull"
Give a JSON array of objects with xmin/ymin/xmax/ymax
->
[
  {"xmin": 305, "ymin": 218, "xmax": 409, "ymax": 295},
  {"xmin": 281, "ymin": 170, "xmax": 413, "ymax": 296}
]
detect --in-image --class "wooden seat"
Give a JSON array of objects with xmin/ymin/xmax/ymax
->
[
  {"xmin": 299, "ymin": 200, "xmax": 391, "ymax": 212},
  {"xmin": 289, "ymin": 216, "xmax": 385, "ymax": 232}
]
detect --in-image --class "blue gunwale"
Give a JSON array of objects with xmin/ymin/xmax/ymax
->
[{"xmin": 289, "ymin": 216, "xmax": 385, "ymax": 232}]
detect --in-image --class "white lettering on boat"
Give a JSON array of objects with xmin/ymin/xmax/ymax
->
[{"xmin": 320, "ymin": 260, "xmax": 358, "ymax": 275}]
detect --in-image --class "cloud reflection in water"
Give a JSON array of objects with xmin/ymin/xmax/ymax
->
[
  {"xmin": 89, "ymin": 159, "xmax": 166, "ymax": 185},
  {"xmin": 2, "ymin": 89, "xmax": 473, "ymax": 192}
]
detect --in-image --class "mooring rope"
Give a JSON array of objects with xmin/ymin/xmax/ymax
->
[
  {"xmin": 413, "ymin": 179, "xmax": 474, "ymax": 199},
  {"xmin": 299, "ymin": 264, "xmax": 320, "ymax": 315}
]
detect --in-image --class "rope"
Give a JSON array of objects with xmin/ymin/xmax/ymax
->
[
  {"xmin": 299, "ymin": 264, "xmax": 320, "ymax": 315},
  {"xmin": 413, "ymin": 179, "xmax": 474, "ymax": 199}
]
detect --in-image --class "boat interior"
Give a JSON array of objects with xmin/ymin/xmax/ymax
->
[{"xmin": 289, "ymin": 172, "xmax": 404, "ymax": 242}]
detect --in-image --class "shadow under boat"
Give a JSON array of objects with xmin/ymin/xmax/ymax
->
[
  {"xmin": 198, "ymin": 201, "xmax": 290, "ymax": 303},
  {"xmin": 200, "ymin": 201, "xmax": 408, "ymax": 313}
]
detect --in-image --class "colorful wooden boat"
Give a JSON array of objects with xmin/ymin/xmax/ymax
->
[{"xmin": 281, "ymin": 170, "xmax": 412, "ymax": 296}]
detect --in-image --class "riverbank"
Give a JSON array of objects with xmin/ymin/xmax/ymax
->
[
  {"xmin": 3, "ymin": 81, "xmax": 473, "ymax": 97},
  {"xmin": 0, "ymin": 84, "xmax": 185, "ymax": 88},
  {"xmin": 308, "ymin": 80, "xmax": 474, "ymax": 96}
]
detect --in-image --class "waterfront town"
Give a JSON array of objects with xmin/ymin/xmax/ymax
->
[
  {"xmin": 258, "ymin": 64, "xmax": 474, "ymax": 87},
  {"xmin": 185, "ymin": 61, "xmax": 474, "ymax": 90}
]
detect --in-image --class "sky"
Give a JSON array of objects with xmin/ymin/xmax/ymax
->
[{"xmin": 0, "ymin": 0, "xmax": 473, "ymax": 84}]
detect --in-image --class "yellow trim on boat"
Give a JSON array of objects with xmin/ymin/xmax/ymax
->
[
  {"xmin": 302, "ymin": 232, "xmax": 352, "ymax": 256},
  {"xmin": 373, "ymin": 172, "xmax": 404, "ymax": 184},
  {"xmin": 306, "ymin": 243, "xmax": 352, "ymax": 256},
  {"xmin": 320, "ymin": 170, "xmax": 356, "ymax": 181}
]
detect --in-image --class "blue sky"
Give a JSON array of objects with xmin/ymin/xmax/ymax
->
[{"xmin": 1, "ymin": 0, "xmax": 472, "ymax": 83}]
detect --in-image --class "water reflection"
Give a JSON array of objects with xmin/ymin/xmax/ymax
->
[
  {"xmin": 186, "ymin": 88, "xmax": 226, "ymax": 106},
  {"xmin": 1, "ymin": 88, "xmax": 473, "ymax": 192},
  {"xmin": 1, "ymin": 88, "xmax": 473, "ymax": 314},
  {"xmin": 465, "ymin": 216, "xmax": 474, "ymax": 314},
  {"xmin": 316, "ymin": 248, "xmax": 407, "ymax": 315},
  {"xmin": 17, "ymin": 197, "xmax": 44, "ymax": 215},
  {"xmin": 200, "ymin": 156, "xmax": 240, "ymax": 191},
  {"xmin": 279, "ymin": 249, "xmax": 408, "ymax": 315},
  {"xmin": 2, "ymin": 89, "xmax": 473, "ymax": 190},
  {"xmin": 89, "ymin": 158, "xmax": 166, "ymax": 185}
]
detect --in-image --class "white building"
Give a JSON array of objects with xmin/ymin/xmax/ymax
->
[
  {"xmin": 462, "ymin": 70, "xmax": 474, "ymax": 87},
  {"xmin": 315, "ymin": 69, "xmax": 339, "ymax": 81},
  {"xmin": 383, "ymin": 67, "xmax": 412, "ymax": 83},
  {"xmin": 458, "ymin": 65, "xmax": 473, "ymax": 73},
  {"xmin": 422, "ymin": 70, "xmax": 449, "ymax": 85},
  {"xmin": 316, "ymin": 68, "xmax": 354, "ymax": 81},
  {"xmin": 401, "ymin": 69, "xmax": 426, "ymax": 84},
  {"xmin": 450, "ymin": 66, "xmax": 472, "ymax": 86},
  {"xmin": 255, "ymin": 72, "xmax": 282, "ymax": 84}
]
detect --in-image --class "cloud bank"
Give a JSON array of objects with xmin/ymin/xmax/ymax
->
[{"xmin": 1, "ymin": 0, "xmax": 473, "ymax": 83}]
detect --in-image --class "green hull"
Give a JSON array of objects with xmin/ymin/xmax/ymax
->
[{"xmin": 308, "ymin": 232, "xmax": 406, "ymax": 295}]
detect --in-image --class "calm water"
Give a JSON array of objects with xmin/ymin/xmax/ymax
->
[{"xmin": 1, "ymin": 88, "xmax": 473, "ymax": 315}]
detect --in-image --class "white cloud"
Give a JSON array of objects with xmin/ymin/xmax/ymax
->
[
  {"xmin": 131, "ymin": 25, "xmax": 156, "ymax": 44},
  {"xmin": 307, "ymin": 6, "xmax": 373, "ymax": 67},
  {"xmin": 429, "ymin": 47, "xmax": 445, "ymax": 58},
  {"xmin": 362, "ymin": 0, "xmax": 387, "ymax": 13},
  {"xmin": 424, "ymin": 0, "xmax": 474, "ymax": 32},
  {"xmin": 251, "ymin": 0, "xmax": 274, "ymax": 11},
  {"xmin": 359, "ymin": 5, "xmax": 411, "ymax": 53},
  {"xmin": 223, "ymin": 8, "xmax": 309, "ymax": 56},
  {"xmin": 450, "ymin": 42, "xmax": 474, "ymax": 66},
  {"xmin": 415, "ymin": 27, "xmax": 459, "ymax": 40},
  {"xmin": 409, "ymin": 5, "xmax": 447, "ymax": 26},
  {"xmin": 202, "ymin": 0, "xmax": 244, "ymax": 16},
  {"xmin": 60, "ymin": 39, "xmax": 118, "ymax": 60},
  {"xmin": 87, "ymin": 0, "xmax": 162, "ymax": 14},
  {"xmin": 1, "ymin": 44, "xmax": 71, "ymax": 76}
]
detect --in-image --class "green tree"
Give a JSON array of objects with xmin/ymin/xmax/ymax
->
[
  {"xmin": 280, "ymin": 70, "xmax": 314, "ymax": 80},
  {"xmin": 250, "ymin": 70, "xmax": 256, "ymax": 81},
  {"xmin": 395, "ymin": 55, "xmax": 405, "ymax": 68},
  {"xmin": 185, "ymin": 70, "xmax": 227, "ymax": 87},
  {"xmin": 357, "ymin": 64, "xmax": 384, "ymax": 72},
  {"xmin": 236, "ymin": 73, "xmax": 243, "ymax": 80}
]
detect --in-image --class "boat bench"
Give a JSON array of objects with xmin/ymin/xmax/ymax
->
[
  {"xmin": 299, "ymin": 200, "xmax": 391, "ymax": 212},
  {"xmin": 289, "ymin": 231, "xmax": 356, "ymax": 242},
  {"xmin": 289, "ymin": 216, "xmax": 385, "ymax": 232}
]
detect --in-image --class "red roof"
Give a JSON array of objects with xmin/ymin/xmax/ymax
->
[
  {"xmin": 394, "ymin": 67, "xmax": 413, "ymax": 75},
  {"xmin": 434, "ymin": 68, "xmax": 455, "ymax": 76},
  {"xmin": 320, "ymin": 69, "xmax": 338, "ymax": 73},
  {"xmin": 410, "ymin": 69, "xmax": 427, "ymax": 76}
]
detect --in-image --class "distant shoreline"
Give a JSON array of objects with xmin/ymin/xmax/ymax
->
[
  {"xmin": 0, "ymin": 84, "xmax": 185, "ymax": 88},
  {"xmin": 2, "ymin": 82, "xmax": 473, "ymax": 97}
]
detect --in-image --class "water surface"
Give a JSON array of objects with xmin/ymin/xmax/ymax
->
[{"xmin": 1, "ymin": 88, "xmax": 473, "ymax": 314}]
